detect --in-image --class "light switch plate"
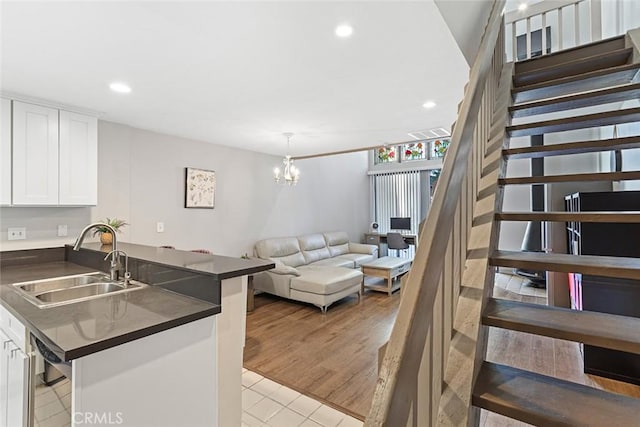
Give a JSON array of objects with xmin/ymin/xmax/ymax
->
[
  {"xmin": 58, "ymin": 225, "xmax": 68, "ymax": 237},
  {"xmin": 156, "ymin": 222, "xmax": 165, "ymax": 233}
]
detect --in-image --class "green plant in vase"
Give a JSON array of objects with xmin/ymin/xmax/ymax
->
[{"xmin": 92, "ymin": 218, "xmax": 128, "ymax": 245}]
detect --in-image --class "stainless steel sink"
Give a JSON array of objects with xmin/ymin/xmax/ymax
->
[{"xmin": 13, "ymin": 272, "xmax": 146, "ymax": 308}]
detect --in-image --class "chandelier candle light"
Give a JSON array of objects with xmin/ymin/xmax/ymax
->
[{"xmin": 273, "ymin": 132, "xmax": 300, "ymax": 185}]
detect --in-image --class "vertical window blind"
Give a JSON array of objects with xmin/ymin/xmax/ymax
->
[{"xmin": 370, "ymin": 171, "xmax": 431, "ymax": 257}]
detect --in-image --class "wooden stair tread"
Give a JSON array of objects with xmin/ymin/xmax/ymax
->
[
  {"xmin": 490, "ymin": 250, "xmax": 640, "ymax": 280},
  {"xmin": 513, "ymin": 48, "xmax": 632, "ymax": 87},
  {"xmin": 503, "ymin": 135, "xmax": 640, "ymax": 159},
  {"xmin": 484, "ymin": 298, "xmax": 640, "ymax": 354},
  {"xmin": 499, "ymin": 171, "xmax": 640, "ymax": 185},
  {"xmin": 473, "ymin": 362, "xmax": 640, "ymax": 426},
  {"xmin": 509, "ymin": 83, "xmax": 640, "ymax": 118},
  {"xmin": 512, "ymin": 62, "xmax": 640, "ymax": 104},
  {"xmin": 496, "ymin": 211, "xmax": 640, "ymax": 222},
  {"xmin": 507, "ymin": 107, "xmax": 640, "ymax": 137},
  {"xmin": 514, "ymin": 36, "xmax": 625, "ymax": 75}
]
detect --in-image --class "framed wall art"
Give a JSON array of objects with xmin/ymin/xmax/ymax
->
[{"xmin": 185, "ymin": 167, "xmax": 216, "ymax": 209}]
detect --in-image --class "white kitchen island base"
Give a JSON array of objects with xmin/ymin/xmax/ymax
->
[{"xmin": 72, "ymin": 275, "xmax": 247, "ymax": 427}]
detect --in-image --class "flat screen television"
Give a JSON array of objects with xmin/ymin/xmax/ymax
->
[{"xmin": 390, "ymin": 217, "xmax": 411, "ymax": 231}]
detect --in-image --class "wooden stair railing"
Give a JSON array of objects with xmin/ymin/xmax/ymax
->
[{"xmin": 364, "ymin": 1, "xmax": 508, "ymax": 425}]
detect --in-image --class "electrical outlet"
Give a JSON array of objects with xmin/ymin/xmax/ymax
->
[
  {"xmin": 156, "ymin": 222, "xmax": 165, "ymax": 233},
  {"xmin": 57, "ymin": 225, "xmax": 68, "ymax": 237},
  {"xmin": 8, "ymin": 227, "xmax": 26, "ymax": 240}
]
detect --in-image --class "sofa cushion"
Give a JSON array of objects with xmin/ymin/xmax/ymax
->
[
  {"xmin": 307, "ymin": 257, "xmax": 354, "ymax": 268},
  {"xmin": 324, "ymin": 231, "xmax": 351, "ymax": 256},
  {"xmin": 254, "ymin": 237, "xmax": 306, "ymax": 267},
  {"xmin": 333, "ymin": 253, "xmax": 377, "ymax": 268},
  {"xmin": 298, "ymin": 234, "xmax": 332, "ymax": 264},
  {"xmin": 270, "ymin": 260, "xmax": 301, "ymax": 276},
  {"xmin": 292, "ymin": 266, "xmax": 362, "ymax": 295}
]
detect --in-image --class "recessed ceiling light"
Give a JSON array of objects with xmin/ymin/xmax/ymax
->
[
  {"xmin": 518, "ymin": 3, "xmax": 528, "ymax": 11},
  {"xmin": 335, "ymin": 24, "xmax": 353, "ymax": 38},
  {"xmin": 422, "ymin": 101, "xmax": 436, "ymax": 109},
  {"xmin": 109, "ymin": 82, "xmax": 132, "ymax": 94}
]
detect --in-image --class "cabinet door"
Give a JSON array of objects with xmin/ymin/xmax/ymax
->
[
  {"xmin": 12, "ymin": 101, "xmax": 59, "ymax": 205},
  {"xmin": 0, "ymin": 330, "xmax": 11, "ymax": 427},
  {"xmin": 6, "ymin": 342, "xmax": 29, "ymax": 427},
  {"xmin": 1, "ymin": 98, "xmax": 11, "ymax": 205},
  {"xmin": 59, "ymin": 110, "xmax": 98, "ymax": 205}
]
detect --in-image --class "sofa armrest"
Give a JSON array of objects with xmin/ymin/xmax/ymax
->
[
  {"xmin": 270, "ymin": 260, "xmax": 301, "ymax": 276},
  {"xmin": 349, "ymin": 242, "xmax": 378, "ymax": 256}
]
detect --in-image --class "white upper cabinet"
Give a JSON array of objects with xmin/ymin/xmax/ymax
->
[
  {"xmin": 59, "ymin": 111, "xmax": 98, "ymax": 205},
  {"xmin": 12, "ymin": 101, "xmax": 59, "ymax": 205},
  {"xmin": 1, "ymin": 98, "xmax": 11, "ymax": 205},
  {"xmin": 9, "ymin": 99, "xmax": 98, "ymax": 206}
]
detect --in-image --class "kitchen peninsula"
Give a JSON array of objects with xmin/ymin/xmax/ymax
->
[{"xmin": 0, "ymin": 243, "xmax": 274, "ymax": 427}]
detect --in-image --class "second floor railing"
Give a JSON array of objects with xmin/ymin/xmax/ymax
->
[{"xmin": 505, "ymin": 0, "xmax": 633, "ymax": 62}]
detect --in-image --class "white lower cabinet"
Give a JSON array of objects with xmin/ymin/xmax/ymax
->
[{"xmin": 0, "ymin": 313, "xmax": 30, "ymax": 427}]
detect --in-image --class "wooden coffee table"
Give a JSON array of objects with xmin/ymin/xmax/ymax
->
[{"xmin": 361, "ymin": 256, "xmax": 412, "ymax": 296}]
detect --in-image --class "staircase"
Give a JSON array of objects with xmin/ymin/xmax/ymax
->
[
  {"xmin": 365, "ymin": 1, "xmax": 640, "ymax": 424},
  {"xmin": 472, "ymin": 35, "xmax": 640, "ymax": 425}
]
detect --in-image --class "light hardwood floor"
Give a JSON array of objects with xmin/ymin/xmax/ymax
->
[
  {"xmin": 244, "ymin": 277, "xmax": 399, "ymax": 420},
  {"xmin": 244, "ymin": 274, "xmax": 640, "ymax": 422}
]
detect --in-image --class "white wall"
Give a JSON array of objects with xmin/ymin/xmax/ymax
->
[
  {"xmin": 434, "ymin": 0, "xmax": 494, "ymax": 66},
  {"xmin": 0, "ymin": 121, "xmax": 370, "ymax": 256}
]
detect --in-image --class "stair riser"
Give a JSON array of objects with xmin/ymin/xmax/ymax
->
[
  {"xmin": 503, "ymin": 136, "xmax": 640, "ymax": 159},
  {"xmin": 507, "ymin": 109, "xmax": 640, "ymax": 137},
  {"xmin": 499, "ymin": 171, "xmax": 640, "ymax": 185},
  {"xmin": 514, "ymin": 49, "xmax": 632, "ymax": 87},
  {"xmin": 489, "ymin": 258, "xmax": 640, "ymax": 280},
  {"xmin": 512, "ymin": 65, "xmax": 640, "ymax": 104},
  {"xmin": 514, "ymin": 36, "xmax": 626, "ymax": 75},
  {"xmin": 510, "ymin": 85, "xmax": 640, "ymax": 118}
]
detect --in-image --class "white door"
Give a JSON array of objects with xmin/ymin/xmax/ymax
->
[
  {"xmin": 0, "ymin": 330, "xmax": 11, "ymax": 427},
  {"xmin": 12, "ymin": 101, "xmax": 59, "ymax": 205},
  {"xmin": 59, "ymin": 110, "xmax": 97, "ymax": 205},
  {"xmin": 0, "ymin": 98, "xmax": 11, "ymax": 205}
]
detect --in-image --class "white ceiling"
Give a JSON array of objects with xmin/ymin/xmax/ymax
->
[{"xmin": 1, "ymin": 1, "xmax": 472, "ymax": 157}]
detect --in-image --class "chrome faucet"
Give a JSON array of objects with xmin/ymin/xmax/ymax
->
[
  {"xmin": 73, "ymin": 222, "xmax": 119, "ymax": 280},
  {"xmin": 104, "ymin": 250, "xmax": 130, "ymax": 287}
]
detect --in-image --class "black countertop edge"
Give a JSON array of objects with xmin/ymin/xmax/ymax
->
[
  {"xmin": 217, "ymin": 264, "xmax": 277, "ymax": 280},
  {"xmin": 62, "ymin": 306, "xmax": 221, "ymax": 361},
  {"xmin": 68, "ymin": 243, "xmax": 275, "ymax": 281}
]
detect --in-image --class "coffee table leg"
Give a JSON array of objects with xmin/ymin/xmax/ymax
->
[{"xmin": 387, "ymin": 273, "xmax": 392, "ymax": 296}]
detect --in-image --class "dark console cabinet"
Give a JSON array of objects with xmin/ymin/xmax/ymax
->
[{"xmin": 565, "ymin": 190, "xmax": 640, "ymax": 385}]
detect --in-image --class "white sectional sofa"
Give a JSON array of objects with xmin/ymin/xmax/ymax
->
[{"xmin": 253, "ymin": 231, "xmax": 378, "ymax": 313}]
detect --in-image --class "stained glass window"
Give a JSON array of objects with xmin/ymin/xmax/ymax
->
[
  {"xmin": 375, "ymin": 146, "xmax": 397, "ymax": 164},
  {"xmin": 401, "ymin": 142, "xmax": 426, "ymax": 161},
  {"xmin": 430, "ymin": 139, "xmax": 451, "ymax": 159}
]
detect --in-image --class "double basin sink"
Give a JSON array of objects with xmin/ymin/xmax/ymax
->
[{"xmin": 13, "ymin": 272, "xmax": 146, "ymax": 309}]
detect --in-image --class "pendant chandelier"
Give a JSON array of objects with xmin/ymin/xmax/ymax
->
[{"xmin": 273, "ymin": 132, "xmax": 300, "ymax": 185}]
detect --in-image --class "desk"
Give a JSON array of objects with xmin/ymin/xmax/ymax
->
[{"xmin": 364, "ymin": 233, "xmax": 417, "ymax": 257}]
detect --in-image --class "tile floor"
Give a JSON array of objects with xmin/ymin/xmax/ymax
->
[
  {"xmin": 33, "ymin": 378, "xmax": 72, "ymax": 427},
  {"xmin": 494, "ymin": 270, "xmax": 547, "ymax": 298},
  {"xmin": 242, "ymin": 369, "xmax": 363, "ymax": 427},
  {"xmin": 34, "ymin": 369, "xmax": 362, "ymax": 427}
]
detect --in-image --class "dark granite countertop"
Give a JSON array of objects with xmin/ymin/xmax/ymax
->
[
  {"xmin": 1, "ymin": 261, "xmax": 220, "ymax": 361},
  {"xmin": 0, "ymin": 244, "xmax": 274, "ymax": 362},
  {"xmin": 73, "ymin": 242, "xmax": 273, "ymax": 280}
]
